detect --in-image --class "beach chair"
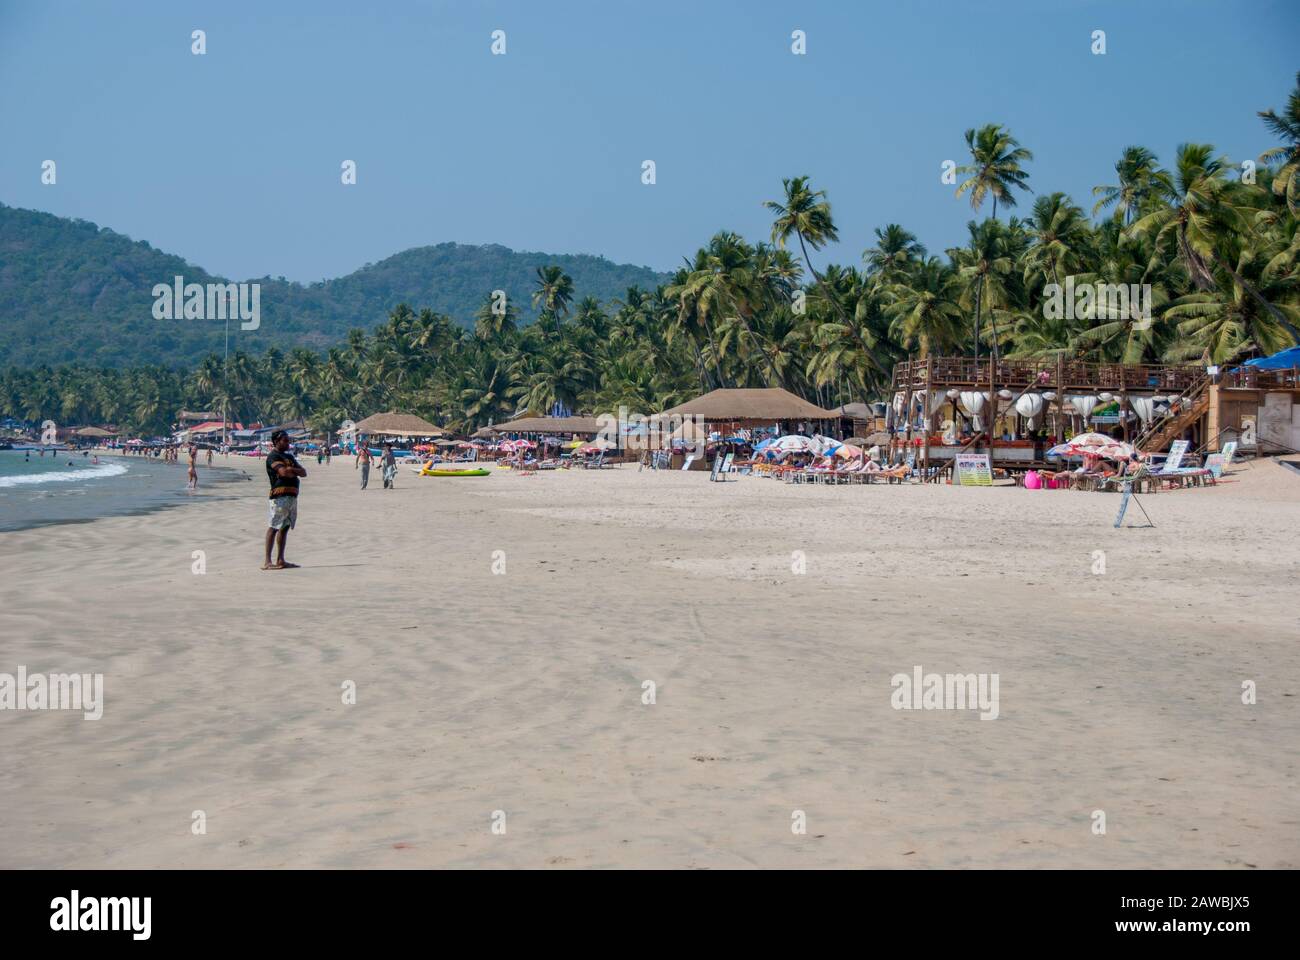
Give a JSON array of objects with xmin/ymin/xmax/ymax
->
[{"xmin": 1098, "ymin": 464, "xmax": 1149, "ymax": 494}]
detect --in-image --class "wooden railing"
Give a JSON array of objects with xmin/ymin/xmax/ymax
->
[
  {"xmin": 1218, "ymin": 366, "xmax": 1300, "ymax": 390},
  {"xmin": 892, "ymin": 357, "xmax": 1205, "ymax": 392}
]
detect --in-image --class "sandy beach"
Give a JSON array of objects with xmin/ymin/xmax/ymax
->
[{"xmin": 2, "ymin": 454, "xmax": 1297, "ymax": 869}]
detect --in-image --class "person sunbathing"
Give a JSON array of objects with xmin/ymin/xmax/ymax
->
[{"xmin": 1046, "ymin": 463, "xmax": 1088, "ymax": 483}]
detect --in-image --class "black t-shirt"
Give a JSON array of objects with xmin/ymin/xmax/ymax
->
[{"xmin": 266, "ymin": 450, "xmax": 301, "ymax": 498}]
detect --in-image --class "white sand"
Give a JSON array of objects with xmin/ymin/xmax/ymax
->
[{"xmin": 1, "ymin": 454, "xmax": 1297, "ymax": 868}]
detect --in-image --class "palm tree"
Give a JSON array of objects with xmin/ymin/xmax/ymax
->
[
  {"xmin": 955, "ymin": 124, "xmax": 1034, "ymax": 219},
  {"xmin": 1092, "ymin": 146, "xmax": 1173, "ymax": 224},
  {"xmin": 886, "ymin": 258, "xmax": 963, "ymax": 358},
  {"xmin": 951, "ymin": 220, "xmax": 1015, "ymax": 356},
  {"xmin": 864, "ymin": 224, "xmax": 926, "ymax": 281},
  {"xmin": 1258, "ymin": 71, "xmax": 1300, "ymax": 214},
  {"xmin": 1022, "ymin": 192, "xmax": 1091, "ymax": 290},
  {"xmin": 531, "ymin": 266, "xmax": 575, "ymax": 318},
  {"xmin": 1129, "ymin": 143, "xmax": 1237, "ymax": 291},
  {"xmin": 473, "ymin": 290, "xmax": 519, "ymax": 343},
  {"xmin": 1163, "ymin": 239, "xmax": 1299, "ymax": 363},
  {"xmin": 765, "ymin": 176, "xmax": 890, "ymax": 377},
  {"xmin": 1130, "ymin": 143, "xmax": 1300, "ymax": 342}
]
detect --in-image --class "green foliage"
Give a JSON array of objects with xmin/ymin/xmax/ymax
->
[
  {"xmin": 4, "ymin": 76, "xmax": 1300, "ymax": 434},
  {"xmin": 0, "ymin": 205, "xmax": 667, "ymax": 368}
]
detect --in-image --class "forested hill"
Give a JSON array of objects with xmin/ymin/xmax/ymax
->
[{"xmin": 0, "ymin": 204, "xmax": 669, "ymax": 368}]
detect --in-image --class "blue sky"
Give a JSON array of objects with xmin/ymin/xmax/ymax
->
[{"xmin": 1, "ymin": 0, "xmax": 1295, "ymax": 284}]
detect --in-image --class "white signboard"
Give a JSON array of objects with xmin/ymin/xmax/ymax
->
[
  {"xmin": 955, "ymin": 452, "xmax": 992, "ymax": 486},
  {"xmin": 1162, "ymin": 439, "xmax": 1189, "ymax": 473}
]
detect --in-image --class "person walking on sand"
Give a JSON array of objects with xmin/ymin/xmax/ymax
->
[
  {"xmin": 356, "ymin": 441, "xmax": 373, "ymax": 489},
  {"xmin": 187, "ymin": 444, "xmax": 199, "ymax": 490},
  {"xmin": 263, "ymin": 430, "xmax": 306, "ymax": 570},
  {"xmin": 381, "ymin": 442, "xmax": 397, "ymax": 489},
  {"xmin": 206, "ymin": 446, "xmax": 213, "ymax": 467}
]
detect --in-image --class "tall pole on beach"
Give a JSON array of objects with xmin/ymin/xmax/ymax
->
[
  {"xmin": 923, "ymin": 358, "xmax": 932, "ymax": 480},
  {"xmin": 222, "ymin": 313, "xmax": 230, "ymax": 448}
]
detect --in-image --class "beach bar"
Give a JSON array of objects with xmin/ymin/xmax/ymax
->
[{"xmin": 890, "ymin": 354, "xmax": 1300, "ymax": 475}]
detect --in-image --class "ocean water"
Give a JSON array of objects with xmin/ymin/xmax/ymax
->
[{"xmin": 0, "ymin": 451, "xmax": 245, "ymax": 532}]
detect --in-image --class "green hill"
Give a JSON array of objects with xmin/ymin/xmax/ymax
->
[{"xmin": 0, "ymin": 203, "xmax": 669, "ymax": 368}]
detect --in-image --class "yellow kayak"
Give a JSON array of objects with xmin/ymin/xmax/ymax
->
[{"xmin": 418, "ymin": 467, "xmax": 490, "ymax": 477}]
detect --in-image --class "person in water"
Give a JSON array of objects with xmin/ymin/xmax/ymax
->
[
  {"xmin": 187, "ymin": 444, "xmax": 199, "ymax": 490},
  {"xmin": 263, "ymin": 430, "xmax": 306, "ymax": 570}
]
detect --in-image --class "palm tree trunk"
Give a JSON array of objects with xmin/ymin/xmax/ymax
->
[
  {"xmin": 797, "ymin": 230, "xmax": 891, "ymax": 379},
  {"xmin": 1211, "ymin": 255, "xmax": 1300, "ymax": 344},
  {"xmin": 702, "ymin": 324, "xmax": 727, "ymax": 389},
  {"xmin": 736, "ymin": 309, "xmax": 780, "ymax": 386}
]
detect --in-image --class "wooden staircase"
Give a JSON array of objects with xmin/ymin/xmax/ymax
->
[{"xmin": 1132, "ymin": 375, "xmax": 1211, "ymax": 452}]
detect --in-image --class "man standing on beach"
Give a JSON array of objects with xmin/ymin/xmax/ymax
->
[
  {"xmin": 356, "ymin": 441, "xmax": 372, "ymax": 490},
  {"xmin": 264, "ymin": 430, "xmax": 306, "ymax": 570}
]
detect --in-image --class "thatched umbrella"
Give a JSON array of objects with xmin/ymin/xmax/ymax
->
[
  {"xmin": 73, "ymin": 426, "xmax": 117, "ymax": 438},
  {"xmin": 847, "ymin": 431, "xmax": 892, "ymax": 447},
  {"xmin": 353, "ymin": 412, "xmax": 447, "ymax": 438},
  {"xmin": 830, "ymin": 402, "xmax": 873, "ymax": 420}
]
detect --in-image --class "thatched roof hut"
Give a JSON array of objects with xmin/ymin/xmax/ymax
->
[
  {"xmin": 353, "ymin": 412, "xmax": 447, "ymax": 437},
  {"xmin": 658, "ymin": 388, "xmax": 837, "ymax": 422},
  {"xmin": 72, "ymin": 426, "xmax": 117, "ymax": 438},
  {"xmin": 484, "ymin": 415, "xmax": 602, "ymax": 435},
  {"xmin": 830, "ymin": 402, "xmax": 874, "ymax": 420}
]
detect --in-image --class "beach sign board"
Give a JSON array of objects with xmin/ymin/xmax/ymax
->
[
  {"xmin": 722, "ymin": 452, "xmax": 734, "ymax": 475},
  {"xmin": 955, "ymin": 452, "xmax": 993, "ymax": 486},
  {"xmin": 1205, "ymin": 453, "xmax": 1227, "ymax": 478},
  {"xmin": 1221, "ymin": 440, "xmax": 1237, "ymax": 464},
  {"xmin": 681, "ymin": 454, "xmax": 696, "ymax": 471},
  {"xmin": 1162, "ymin": 439, "xmax": 1189, "ymax": 473}
]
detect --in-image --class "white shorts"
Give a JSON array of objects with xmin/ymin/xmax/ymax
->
[{"xmin": 268, "ymin": 495, "xmax": 298, "ymax": 530}]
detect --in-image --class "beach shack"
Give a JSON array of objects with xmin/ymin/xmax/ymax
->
[
  {"xmin": 655, "ymin": 387, "xmax": 839, "ymax": 469},
  {"xmin": 353, "ymin": 412, "xmax": 447, "ymax": 453},
  {"xmin": 887, "ymin": 356, "xmax": 1242, "ymax": 479},
  {"xmin": 1209, "ymin": 348, "xmax": 1300, "ymax": 455}
]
